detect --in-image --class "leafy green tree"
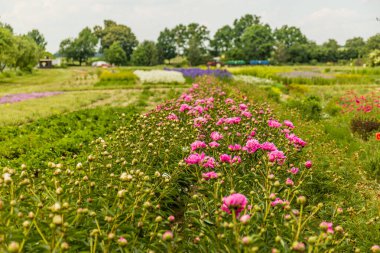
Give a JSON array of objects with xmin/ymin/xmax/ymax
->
[
  {"xmin": 321, "ymin": 39, "xmax": 340, "ymax": 62},
  {"xmin": 0, "ymin": 27, "xmax": 15, "ymax": 71},
  {"xmin": 59, "ymin": 27, "xmax": 98, "ymax": 65},
  {"xmin": 131, "ymin": 41, "xmax": 158, "ymax": 66},
  {"xmin": 95, "ymin": 20, "xmax": 138, "ymax": 62},
  {"xmin": 274, "ymin": 25, "xmax": 307, "ymax": 48},
  {"xmin": 186, "ymin": 37, "xmax": 204, "ymax": 66},
  {"xmin": 210, "ymin": 25, "xmax": 234, "ymax": 56},
  {"xmin": 172, "ymin": 24, "xmax": 188, "ymax": 55},
  {"xmin": 13, "ymin": 35, "xmax": 40, "ymax": 71},
  {"xmin": 240, "ymin": 24, "xmax": 274, "ymax": 60},
  {"xmin": 365, "ymin": 33, "xmax": 380, "ymax": 53},
  {"xmin": 0, "ymin": 21, "xmax": 13, "ymax": 33},
  {"xmin": 27, "ymin": 29, "xmax": 47, "ymax": 50},
  {"xmin": 172, "ymin": 23, "xmax": 210, "ymax": 56},
  {"xmin": 368, "ymin": 49, "xmax": 380, "ymax": 66},
  {"xmin": 232, "ymin": 14, "xmax": 261, "ymax": 46},
  {"xmin": 157, "ymin": 28, "xmax": 176, "ymax": 64},
  {"xmin": 344, "ymin": 37, "xmax": 365, "ymax": 59},
  {"xmin": 104, "ymin": 42, "xmax": 127, "ymax": 66}
]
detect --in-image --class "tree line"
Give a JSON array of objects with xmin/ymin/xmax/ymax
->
[{"xmin": 0, "ymin": 22, "xmax": 47, "ymax": 72}]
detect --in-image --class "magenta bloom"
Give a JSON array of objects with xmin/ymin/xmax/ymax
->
[
  {"xmin": 288, "ymin": 167, "xmax": 299, "ymax": 174},
  {"xmin": 201, "ymin": 156, "xmax": 217, "ymax": 168},
  {"xmin": 179, "ymin": 104, "xmax": 192, "ymax": 112},
  {"xmin": 194, "ymin": 117, "xmax": 208, "ymax": 127},
  {"xmin": 239, "ymin": 214, "xmax": 251, "ymax": 224},
  {"xmin": 245, "ymin": 139, "xmax": 261, "ymax": 153},
  {"xmin": 225, "ymin": 98, "xmax": 235, "ymax": 104},
  {"xmin": 305, "ymin": 160, "xmax": 312, "ymax": 169},
  {"xmin": 209, "ymin": 141, "xmax": 220, "ymax": 148},
  {"xmin": 190, "ymin": 141, "xmax": 207, "ymax": 151},
  {"xmin": 225, "ymin": 117, "xmax": 241, "ymax": 124},
  {"xmin": 285, "ymin": 178, "xmax": 294, "ymax": 186},
  {"xmin": 286, "ymin": 133, "xmax": 307, "ymax": 147},
  {"xmin": 320, "ymin": 221, "xmax": 334, "ymax": 234},
  {"xmin": 210, "ymin": 131, "xmax": 223, "ymax": 141},
  {"xmin": 260, "ymin": 142, "xmax": 277, "ymax": 152},
  {"xmin": 271, "ymin": 198, "xmax": 285, "ymax": 207},
  {"xmin": 284, "ymin": 120, "xmax": 295, "ymax": 129},
  {"xmin": 167, "ymin": 113, "xmax": 179, "ymax": 121},
  {"xmin": 232, "ymin": 156, "xmax": 241, "ymax": 164},
  {"xmin": 268, "ymin": 119, "xmax": 282, "ymax": 128},
  {"xmin": 162, "ymin": 230, "xmax": 174, "ymax": 241},
  {"xmin": 239, "ymin": 103, "xmax": 248, "ymax": 111},
  {"xmin": 220, "ymin": 154, "xmax": 231, "ymax": 163},
  {"xmin": 268, "ymin": 150, "xmax": 286, "ymax": 165},
  {"xmin": 228, "ymin": 144, "xmax": 242, "ymax": 151},
  {"xmin": 221, "ymin": 193, "xmax": 248, "ymax": 216},
  {"xmin": 202, "ymin": 171, "xmax": 218, "ymax": 180},
  {"xmin": 241, "ymin": 111, "xmax": 252, "ymax": 118},
  {"xmin": 184, "ymin": 153, "xmax": 205, "ymax": 165}
]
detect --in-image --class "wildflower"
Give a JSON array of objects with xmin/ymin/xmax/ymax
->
[
  {"xmin": 268, "ymin": 119, "xmax": 282, "ymax": 128},
  {"xmin": 239, "ymin": 214, "xmax": 251, "ymax": 224},
  {"xmin": 221, "ymin": 193, "xmax": 248, "ymax": 216},
  {"xmin": 305, "ymin": 160, "xmax": 312, "ymax": 169},
  {"xmin": 225, "ymin": 117, "xmax": 241, "ymax": 124},
  {"xmin": 284, "ymin": 120, "xmax": 295, "ymax": 129},
  {"xmin": 320, "ymin": 221, "xmax": 334, "ymax": 234},
  {"xmin": 167, "ymin": 113, "xmax": 179, "ymax": 121},
  {"xmin": 202, "ymin": 171, "xmax": 218, "ymax": 180},
  {"xmin": 201, "ymin": 156, "xmax": 217, "ymax": 169},
  {"xmin": 220, "ymin": 154, "xmax": 231, "ymax": 163},
  {"xmin": 285, "ymin": 178, "xmax": 294, "ymax": 186},
  {"xmin": 244, "ymin": 139, "xmax": 261, "ymax": 153},
  {"xmin": 184, "ymin": 153, "xmax": 205, "ymax": 165},
  {"xmin": 241, "ymin": 111, "xmax": 252, "ymax": 118},
  {"xmin": 268, "ymin": 150, "xmax": 286, "ymax": 165},
  {"xmin": 209, "ymin": 141, "xmax": 220, "ymax": 148},
  {"xmin": 210, "ymin": 131, "xmax": 223, "ymax": 141},
  {"xmin": 179, "ymin": 104, "xmax": 192, "ymax": 112},
  {"xmin": 162, "ymin": 231, "xmax": 174, "ymax": 241},
  {"xmin": 286, "ymin": 133, "xmax": 307, "ymax": 147},
  {"xmin": 288, "ymin": 167, "xmax": 299, "ymax": 174},
  {"xmin": 194, "ymin": 117, "xmax": 208, "ymax": 127},
  {"xmin": 117, "ymin": 237, "xmax": 128, "ymax": 246},
  {"xmin": 168, "ymin": 215, "xmax": 175, "ymax": 222},
  {"xmin": 239, "ymin": 103, "xmax": 248, "ymax": 111},
  {"xmin": 271, "ymin": 198, "xmax": 284, "ymax": 207},
  {"xmin": 260, "ymin": 142, "xmax": 277, "ymax": 152},
  {"xmin": 225, "ymin": 98, "xmax": 235, "ymax": 104},
  {"xmin": 228, "ymin": 144, "xmax": 242, "ymax": 151},
  {"xmin": 190, "ymin": 141, "xmax": 207, "ymax": 151},
  {"xmin": 232, "ymin": 156, "xmax": 242, "ymax": 164}
]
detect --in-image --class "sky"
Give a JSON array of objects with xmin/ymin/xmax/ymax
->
[{"xmin": 0, "ymin": 0, "xmax": 379, "ymax": 53}]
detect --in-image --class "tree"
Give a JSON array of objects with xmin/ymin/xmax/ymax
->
[
  {"xmin": 340, "ymin": 37, "xmax": 366, "ymax": 60},
  {"xmin": 211, "ymin": 25, "xmax": 234, "ymax": 56},
  {"xmin": 0, "ymin": 27, "xmax": 14, "ymax": 71},
  {"xmin": 0, "ymin": 21, "xmax": 13, "ymax": 33},
  {"xmin": 186, "ymin": 37, "xmax": 204, "ymax": 66},
  {"xmin": 157, "ymin": 28, "xmax": 176, "ymax": 64},
  {"xmin": 131, "ymin": 41, "xmax": 158, "ymax": 66},
  {"xmin": 59, "ymin": 27, "xmax": 98, "ymax": 65},
  {"xmin": 27, "ymin": 29, "xmax": 47, "ymax": 50},
  {"xmin": 240, "ymin": 24, "xmax": 274, "ymax": 60},
  {"xmin": 172, "ymin": 23, "xmax": 210, "ymax": 56},
  {"xmin": 321, "ymin": 39, "xmax": 340, "ymax": 62},
  {"xmin": 365, "ymin": 33, "xmax": 380, "ymax": 53},
  {"xmin": 274, "ymin": 25, "xmax": 307, "ymax": 48},
  {"xmin": 104, "ymin": 42, "xmax": 127, "ymax": 66},
  {"xmin": 232, "ymin": 14, "xmax": 261, "ymax": 46},
  {"xmin": 368, "ymin": 49, "xmax": 380, "ymax": 66},
  {"xmin": 95, "ymin": 20, "xmax": 138, "ymax": 62},
  {"xmin": 13, "ymin": 35, "xmax": 40, "ymax": 71}
]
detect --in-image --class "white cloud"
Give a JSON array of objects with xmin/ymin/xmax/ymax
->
[{"xmin": 309, "ymin": 8, "xmax": 358, "ymax": 20}]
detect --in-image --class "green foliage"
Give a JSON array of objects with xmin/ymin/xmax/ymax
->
[
  {"xmin": 131, "ymin": 40, "xmax": 159, "ymax": 66},
  {"xmin": 13, "ymin": 35, "xmax": 41, "ymax": 71},
  {"xmin": 368, "ymin": 49, "xmax": 380, "ymax": 67},
  {"xmin": 0, "ymin": 27, "xmax": 14, "ymax": 72},
  {"xmin": 96, "ymin": 69, "xmax": 137, "ymax": 86},
  {"xmin": 210, "ymin": 25, "xmax": 234, "ymax": 56},
  {"xmin": 287, "ymin": 95, "xmax": 322, "ymax": 121},
  {"xmin": 157, "ymin": 28, "xmax": 177, "ymax": 63},
  {"xmin": 350, "ymin": 117, "xmax": 380, "ymax": 140},
  {"xmin": 241, "ymin": 24, "xmax": 274, "ymax": 60},
  {"xmin": 27, "ymin": 29, "xmax": 47, "ymax": 50},
  {"xmin": 186, "ymin": 38, "xmax": 204, "ymax": 66},
  {"xmin": 94, "ymin": 20, "xmax": 138, "ymax": 62},
  {"xmin": 104, "ymin": 42, "xmax": 127, "ymax": 65}
]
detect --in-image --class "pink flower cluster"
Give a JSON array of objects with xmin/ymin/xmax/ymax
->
[{"xmin": 221, "ymin": 193, "xmax": 248, "ymax": 216}]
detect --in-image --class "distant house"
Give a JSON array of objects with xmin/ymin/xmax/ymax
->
[{"xmin": 39, "ymin": 59, "xmax": 53, "ymax": 68}]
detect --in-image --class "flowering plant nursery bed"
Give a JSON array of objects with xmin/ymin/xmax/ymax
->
[
  {"xmin": 0, "ymin": 92, "xmax": 64, "ymax": 104},
  {"xmin": 0, "ymin": 77, "xmax": 360, "ymax": 252}
]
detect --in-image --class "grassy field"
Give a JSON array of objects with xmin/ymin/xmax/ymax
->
[{"xmin": 0, "ymin": 66, "xmax": 379, "ymax": 252}]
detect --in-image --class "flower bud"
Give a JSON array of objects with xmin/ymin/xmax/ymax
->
[
  {"xmin": 296, "ymin": 196, "xmax": 306, "ymax": 205},
  {"xmin": 7, "ymin": 242, "xmax": 19, "ymax": 253},
  {"xmin": 162, "ymin": 231, "xmax": 173, "ymax": 241}
]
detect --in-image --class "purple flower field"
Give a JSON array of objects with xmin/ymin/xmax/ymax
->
[
  {"xmin": 0, "ymin": 92, "xmax": 64, "ymax": 104},
  {"xmin": 164, "ymin": 68, "xmax": 232, "ymax": 79}
]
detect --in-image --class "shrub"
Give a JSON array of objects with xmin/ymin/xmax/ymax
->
[
  {"xmin": 287, "ymin": 95, "xmax": 322, "ymax": 121},
  {"xmin": 350, "ymin": 117, "xmax": 380, "ymax": 140}
]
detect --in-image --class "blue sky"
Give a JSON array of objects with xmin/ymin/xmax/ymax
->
[{"xmin": 0, "ymin": 0, "xmax": 379, "ymax": 52}]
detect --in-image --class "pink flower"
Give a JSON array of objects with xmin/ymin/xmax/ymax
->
[
  {"xmin": 260, "ymin": 142, "xmax": 277, "ymax": 152},
  {"xmin": 285, "ymin": 133, "xmax": 307, "ymax": 147},
  {"xmin": 168, "ymin": 215, "xmax": 175, "ymax": 222},
  {"xmin": 371, "ymin": 245, "xmax": 380, "ymax": 253},
  {"xmin": 201, "ymin": 156, "xmax": 217, "ymax": 168},
  {"xmin": 216, "ymin": 118, "xmax": 225, "ymax": 125},
  {"xmin": 305, "ymin": 160, "xmax": 312, "ymax": 169},
  {"xmin": 320, "ymin": 221, "xmax": 334, "ymax": 234},
  {"xmin": 268, "ymin": 150, "xmax": 286, "ymax": 165},
  {"xmin": 288, "ymin": 167, "xmax": 299, "ymax": 174},
  {"xmin": 210, "ymin": 131, "xmax": 223, "ymax": 141},
  {"xmin": 167, "ymin": 113, "xmax": 179, "ymax": 121},
  {"xmin": 194, "ymin": 117, "xmax": 208, "ymax": 128},
  {"xmin": 241, "ymin": 111, "xmax": 252, "ymax": 118},
  {"xmin": 184, "ymin": 153, "xmax": 205, "ymax": 165},
  {"xmin": 232, "ymin": 156, "xmax": 241, "ymax": 164},
  {"xmin": 228, "ymin": 144, "xmax": 242, "ymax": 151},
  {"xmin": 202, "ymin": 171, "xmax": 218, "ymax": 180},
  {"xmin": 221, "ymin": 193, "xmax": 248, "ymax": 216},
  {"xmin": 225, "ymin": 98, "xmax": 235, "ymax": 104},
  {"xmin": 117, "ymin": 237, "xmax": 128, "ymax": 246},
  {"xmin": 179, "ymin": 104, "xmax": 192, "ymax": 112},
  {"xmin": 285, "ymin": 178, "xmax": 294, "ymax": 186},
  {"xmin": 271, "ymin": 198, "xmax": 284, "ymax": 207},
  {"xmin": 162, "ymin": 231, "xmax": 174, "ymax": 241},
  {"xmin": 209, "ymin": 141, "xmax": 220, "ymax": 148},
  {"xmin": 284, "ymin": 120, "xmax": 295, "ymax": 129},
  {"xmin": 220, "ymin": 154, "xmax": 231, "ymax": 163},
  {"xmin": 239, "ymin": 214, "xmax": 251, "ymax": 224},
  {"xmin": 225, "ymin": 117, "xmax": 241, "ymax": 124},
  {"xmin": 245, "ymin": 139, "xmax": 261, "ymax": 153},
  {"xmin": 190, "ymin": 141, "xmax": 207, "ymax": 151},
  {"xmin": 239, "ymin": 103, "xmax": 248, "ymax": 111},
  {"xmin": 268, "ymin": 119, "xmax": 282, "ymax": 128}
]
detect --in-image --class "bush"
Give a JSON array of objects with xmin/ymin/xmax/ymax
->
[
  {"xmin": 287, "ymin": 95, "xmax": 322, "ymax": 121},
  {"xmin": 350, "ymin": 117, "xmax": 380, "ymax": 140},
  {"xmin": 96, "ymin": 70, "xmax": 138, "ymax": 86}
]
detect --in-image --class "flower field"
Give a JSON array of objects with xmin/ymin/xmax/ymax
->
[{"xmin": 0, "ymin": 76, "xmax": 352, "ymax": 252}]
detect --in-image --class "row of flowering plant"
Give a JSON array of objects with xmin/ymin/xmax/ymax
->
[
  {"xmin": 165, "ymin": 67, "xmax": 232, "ymax": 79},
  {"xmin": 0, "ymin": 77, "xmax": 369, "ymax": 252}
]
